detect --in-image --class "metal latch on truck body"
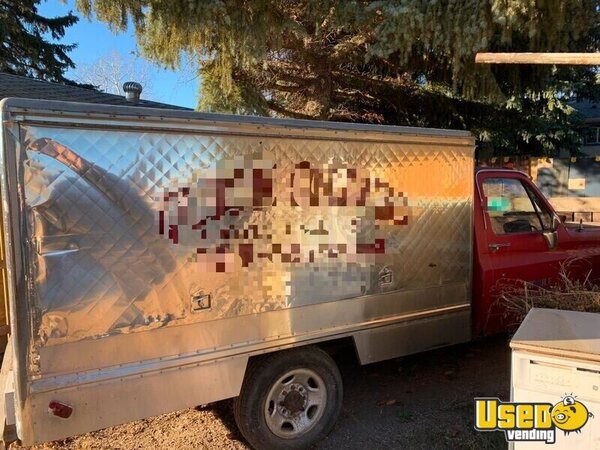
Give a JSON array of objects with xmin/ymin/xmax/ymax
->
[{"xmin": 191, "ymin": 292, "xmax": 211, "ymax": 312}]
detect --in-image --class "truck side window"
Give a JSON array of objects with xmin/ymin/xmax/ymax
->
[
  {"xmin": 523, "ymin": 184, "xmax": 553, "ymax": 231},
  {"xmin": 482, "ymin": 178, "xmax": 551, "ymax": 235}
]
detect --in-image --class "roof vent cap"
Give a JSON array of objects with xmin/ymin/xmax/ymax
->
[{"xmin": 123, "ymin": 81, "xmax": 143, "ymax": 103}]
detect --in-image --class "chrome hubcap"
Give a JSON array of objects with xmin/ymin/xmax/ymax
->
[{"xmin": 264, "ymin": 368, "xmax": 327, "ymax": 438}]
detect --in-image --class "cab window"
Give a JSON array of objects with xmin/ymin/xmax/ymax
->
[{"xmin": 482, "ymin": 178, "xmax": 553, "ymax": 235}]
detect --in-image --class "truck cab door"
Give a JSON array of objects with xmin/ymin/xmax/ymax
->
[{"xmin": 475, "ymin": 172, "xmax": 565, "ymax": 334}]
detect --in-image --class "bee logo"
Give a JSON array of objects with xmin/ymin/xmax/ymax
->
[
  {"xmin": 551, "ymin": 395, "xmax": 594, "ymax": 435},
  {"xmin": 475, "ymin": 394, "xmax": 594, "ymax": 444}
]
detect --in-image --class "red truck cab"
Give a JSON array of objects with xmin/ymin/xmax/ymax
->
[{"xmin": 473, "ymin": 168, "xmax": 600, "ymax": 336}]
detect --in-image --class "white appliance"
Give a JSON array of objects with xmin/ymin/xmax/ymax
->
[{"xmin": 510, "ymin": 308, "xmax": 600, "ymax": 449}]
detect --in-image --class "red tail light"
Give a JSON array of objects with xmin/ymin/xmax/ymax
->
[{"xmin": 48, "ymin": 401, "xmax": 73, "ymax": 419}]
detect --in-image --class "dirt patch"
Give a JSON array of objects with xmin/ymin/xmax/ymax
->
[{"xmin": 13, "ymin": 336, "xmax": 510, "ymax": 450}]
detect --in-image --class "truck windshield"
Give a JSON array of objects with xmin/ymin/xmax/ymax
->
[{"xmin": 483, "ymin": 178, "xmax": 552, "ymax": 234}]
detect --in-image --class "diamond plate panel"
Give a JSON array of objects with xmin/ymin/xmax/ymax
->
[{"xmin": 17, "ymin": 123, "xmax": 473, "ymax": 347}]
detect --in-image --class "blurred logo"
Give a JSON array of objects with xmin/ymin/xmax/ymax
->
[{"xmin": 157, "ymin": 152, "xmax": 410, "ymax": 272}]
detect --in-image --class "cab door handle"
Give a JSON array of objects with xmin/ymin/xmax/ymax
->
[{"xmin": 489, "ymin": 243, "xmax": 511, "ymax": 252}]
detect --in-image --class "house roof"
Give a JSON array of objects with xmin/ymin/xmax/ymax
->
[{"xmin": 0, "ymin": 72, "xmax": 192, "ymax": 111}]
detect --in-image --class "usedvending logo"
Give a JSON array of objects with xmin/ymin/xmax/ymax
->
[{"xmin": 474, "ymin": 395, "xmax": 594, "ymax": 444}]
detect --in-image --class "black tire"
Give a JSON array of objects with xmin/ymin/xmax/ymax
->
[{"xmin": 233, "ymin": 346, "xmax": 343, "ymax": 450}]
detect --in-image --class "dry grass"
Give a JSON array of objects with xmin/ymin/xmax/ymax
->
[{"xmin": 497, "ymin": 259, "xmax": 600, "ymax": 330}]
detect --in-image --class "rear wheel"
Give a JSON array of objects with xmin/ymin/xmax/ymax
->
[{"xmin": 233, "ymin": 346, "xmax": 343, "ymax": 450}]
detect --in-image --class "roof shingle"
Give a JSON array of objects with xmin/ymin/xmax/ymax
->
[{"xmin": 0, "ymin": 72, "xmax": 192, "ymax": 111}]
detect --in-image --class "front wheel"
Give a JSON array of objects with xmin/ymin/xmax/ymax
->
[{"xmin": 233, "ymin": 346, "xmax": 343, "ymax": 450}]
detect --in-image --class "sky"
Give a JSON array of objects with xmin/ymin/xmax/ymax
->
[{"xmin": 38, "ymin": 0, "xmax": 199, "ymax": 109}]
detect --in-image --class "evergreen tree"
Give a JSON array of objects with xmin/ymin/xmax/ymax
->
[
  {"xmin": 77, "ymin": 0, "xmax": 600, "ymax": 155},
  {"xmin": 0, "ymin": 0, "xmax": 79, "ymax": 83}
]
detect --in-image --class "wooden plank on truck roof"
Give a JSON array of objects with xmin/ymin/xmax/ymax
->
[{"xmin": 475, "ymin": 52, "xmax": 600, "ymax": 65}]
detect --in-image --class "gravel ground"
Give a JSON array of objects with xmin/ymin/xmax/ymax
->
[{"xmin": 13, "ymin": 336, "xmax": 510, "ymax": 450}]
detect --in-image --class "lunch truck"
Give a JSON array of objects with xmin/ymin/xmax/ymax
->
[{"xmin": 0, "ymin": 98, "xmax": 598, "ymax": 449}]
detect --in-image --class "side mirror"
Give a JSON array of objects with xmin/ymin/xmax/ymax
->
[{"xmin": 543, "ymin": 215, "xmax": 560, "ymax": 250}]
